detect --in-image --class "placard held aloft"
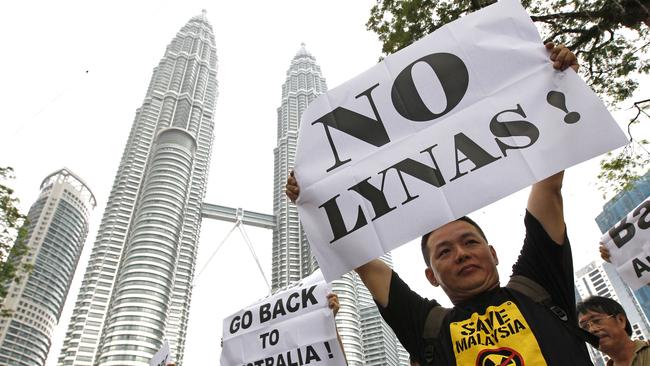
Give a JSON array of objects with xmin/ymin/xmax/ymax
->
[{"xmin": 294, "ymin": 0, "xmax": 627, "ymax": 281}]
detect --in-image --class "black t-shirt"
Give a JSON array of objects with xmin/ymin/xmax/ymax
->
[{"xmin": 378, "ymin": 211, "xmax": 593, "ymax": 365}]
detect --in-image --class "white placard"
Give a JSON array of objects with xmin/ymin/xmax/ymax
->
[
  {"xmin": 220, "ymin": 279, "xmax": 346, "ymax": 366},
  {"xmin": 149, "ymin": 339, "xmax": 171, "ymax": 366},
  {"xmin": 601, "ymin": 196, "xmax": 650, "ymax": 290},
  {"xmin": 294, "ymin": 0, "xmax": 627, "ymax": 281}
]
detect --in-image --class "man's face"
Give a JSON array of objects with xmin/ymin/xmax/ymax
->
[
  {"xmin": 578, "ymin": 310, "xmax": 628, "ymax": 353},
  {"xmin": 425, "ymin": 220, "xmax": 499, "ymax": 304}
]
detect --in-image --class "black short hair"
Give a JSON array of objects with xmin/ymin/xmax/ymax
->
[
  {"xmin": 576, "ymin": 296, "xmax": 632, "ymax": 336},
  {"xmin": 420, "ymin": 216, "xmax": 488, "ymax": 267}
]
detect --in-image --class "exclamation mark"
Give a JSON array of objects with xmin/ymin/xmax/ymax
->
[
  {"xmin": 546, "ymin": 91, "xmax": 581, "ymax": 124},
  {"xmin": 324, "ymin": 341, "xmax": 333, "ymax": 359}
]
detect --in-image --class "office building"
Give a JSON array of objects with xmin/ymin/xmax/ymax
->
[
  {"xmin": 0, "ymin": 168, "xmax": 95, "ymax": 366},
  {"xmin": 270, "ymin": 44, "xmax": 407, "ymax": 365},
  {"xmin": 58, "ymin": 11, "xmax": 218, "ymax": 366}
]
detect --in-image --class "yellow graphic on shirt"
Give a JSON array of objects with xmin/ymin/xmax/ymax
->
[{"xmin": 449, "ymin": 301, "xmax": 547, "ymax": 366}]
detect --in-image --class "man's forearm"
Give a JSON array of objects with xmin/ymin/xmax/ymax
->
[
  {"xmin": 355, "ymin": 259, "xmax": 392, "ymax": 307},
  {"xmin": 528, "ymin": 171, "xmax": 566, "ymax": 244}
]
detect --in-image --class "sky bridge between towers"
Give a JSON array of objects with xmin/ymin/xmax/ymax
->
[
  {"xmin": 196, "ymin": 202, "xmax": 275, "ymax": 292},
  {"xmin": 201, "ymin": 202, "xmax": 275, "ymax": 229}
]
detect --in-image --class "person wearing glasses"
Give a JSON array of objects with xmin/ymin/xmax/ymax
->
[{"xmin": 577, "ymin": 296, "xmax": 650, "ymax": 365}]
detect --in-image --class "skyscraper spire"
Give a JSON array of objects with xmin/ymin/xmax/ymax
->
[
  {"xmin": 270, "ymin": 44, "xmax": 366, "ymax": 364},
  {"xmin": 271, "ymin": 43, "xmax": 326, "ymax": 290},
  {"xmin": 58, "ymin": 12, "xmax": 218, "ymax": 366}
]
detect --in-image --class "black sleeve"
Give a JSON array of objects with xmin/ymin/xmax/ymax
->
[
  {"xmin": 511, "ymin": 210, "xmax": 577, "ymax": 322},
  {"xmin": 376, "ymin": 270, "xmax": 439, "ymax": 361}
]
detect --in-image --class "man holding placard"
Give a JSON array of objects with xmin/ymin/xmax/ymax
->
[
  {"xmin": 600, "ymin": 196, "xmax": 650, "ymax": 290},
  {"xmin": 220, "ymin": 271, "xmax": 347, "ymax": 366},
  {"xmin": 286, "ymin": 43, "xmax": 599, "ymax": 366}
]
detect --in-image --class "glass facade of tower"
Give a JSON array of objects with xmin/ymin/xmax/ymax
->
[
  {"xmin": 271, "ymin": 45, "xmax": 408, "ymax": 366},
  {"xmin": 0, "ymin": 169, "xmax": 95, "ymax": 366},
  {"xmin": 57, "ymin": 12, "xmax": 217, "ymax": 366},
  {"xmin": 357, "ymin": 254, "xmax": 409, "ymax": 366},
  {"xmin": 272, "ymin": 44, "xmax": 327, "ymax": 290},
  {"xmin": 271, "ymin": 45, "xmax": 365, "ymax": 364},
  {"xmin": 595, "ymin": 170, "xmax": 650, "ymax": 233},
  {"xmin": 594, "ymin": 169, "xmax": 650, "ymax": 333}
]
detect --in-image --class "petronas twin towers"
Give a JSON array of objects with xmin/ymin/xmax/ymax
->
[
  {"xmin": 57, "ymin": 11, "xmax": 406, "ymax": 366},
  {"xmin": 58, "ymin": 11, "xmax": 217, "ymax": 366}
]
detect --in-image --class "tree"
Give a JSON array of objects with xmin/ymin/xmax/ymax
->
[
  {"xmin": 366, "ymin": 0, "xmax": 650, "ymax": 196},
  {"xmin": 0, "ymin": 167, "xmax": 30, "ymax": 314},
  {"xmin": 597, "ymin": 99, "xmax": 650, "ymax": 196}
]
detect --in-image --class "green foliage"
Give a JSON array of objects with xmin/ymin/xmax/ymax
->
[
  {"xmin": 597, "ymin": 100, "xmax": 650, "ymax": 198},
  {"xmin": 0, "ymin": 167, "xmax": 31, "ymax": 315},
  {"xmin": 367, "ymin": 0, "xmax": 649, "ymax": 103},
  {"xmin": 367, "ymin": 0, "xmax": 650, "ymax": 197}
]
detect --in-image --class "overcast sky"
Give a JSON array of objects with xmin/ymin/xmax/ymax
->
[{"xmin": 0, "ymin": 0, "xmax": 648, "ymax": 365}]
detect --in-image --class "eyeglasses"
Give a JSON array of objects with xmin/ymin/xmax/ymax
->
[{"xmin": 579, "ymin": 314, "xmax": 615, "ymax": 330}]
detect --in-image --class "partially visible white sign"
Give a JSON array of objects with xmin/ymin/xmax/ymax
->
[
  {"xmin": 220, "ymin": 279, "xmax": 346, "ymax": 366},
  {"xmin": 294, "ymin": 0, "xmax": 627, "ymax": 281},
  {"xmin": 601, "ymin": 196, "xmax": 650, "ymax": 290},
  {"xmin": 149, "ymin": 339, "xmax": 171, "ymax": 366}
]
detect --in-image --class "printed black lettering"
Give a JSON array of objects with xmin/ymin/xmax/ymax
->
[
  {"xmin": 276, "ymin": 355, "xmax": 286, "ymax": 366},
  {"xmin": 276, "ymin": 353, "xmax": 287, "ymax": 366},
  {"xmin": 319, "ymin": 194, "xmax": 368, "ymax": 243},
  {"xmin": 476, "ymin": 318, "xmax": 489, "ymax": 334},
  {"xmin": 391, "ymin": 53, "xmax": 469, "ymax": 122},
  {"xmin": 348, "ymin": 178, "xmax": 396, "ymax": 220},
  {"xmin": 230, "ymin": 315, "xmax": 241, "ymax": 334},
  {"xmin": 513, "ymin": 319, "xmax": 526, "ymax": 332},
  {"xmin": 609, "ymin": 217, "xmax": 636, "ymax": 248},
  {"xmin": 260, "ymin": 303, "xmax": 272, "ymax": 323},
  {"xmin": 633, "ymin": 200, "xmax": 650, "ymax": 230},
  {"xmin": 305, "ymin": 345, "xmax": 321, "ymax": 363},
  {"xmin": 273, "ymin": 299, "xmax": 287, "ymax": 319},
  {"xmin": 450, "ymin": 133, "xmax": 501, "ymax": 181},
  {"xmin": 286, "ymin": 292, "xmax": 301, "ymax": 312},
  {"xmin": 496, "ymin": 324, "xmax": 511, "ymax": 339},
  {"xmin": 456, "ymin": 337, "xmax": 470, "ymax": 353},
  {"xmin": 633, "ymin": 257, "xmax": 650, "ymax": 278},
  {"xmin": 378, "ymin": 145, "xmax": 446, "ymax": 205},
  {"xmin": 468, "ymin": 335, "xmax": 477, "ymax": 348},
  {"xmin": 489, "ymin": 104, "xmax": 539, "ymax": 157},
  {"xmin": 301, "ymin": 285, "xmax": 318, "ymax": 308},
  {"xmin": 461, "ymin": 322, "xmax": 474, "ymax": 336},
  {"xmin": 310, "ymin": 84, "xmax": 390, "ymax": 172}
]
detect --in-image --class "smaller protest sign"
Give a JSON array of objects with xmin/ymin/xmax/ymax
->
[
  {"xmin": 601, "ymin": 196, "xmax": 650, "ymax": 289},
  {"xmin": 220, "ymin": 277, "xmax": 346, "ymax": 366},
  {"xmin": 149, "ymin": 339, "xmax": 171, "ymax": 366}
]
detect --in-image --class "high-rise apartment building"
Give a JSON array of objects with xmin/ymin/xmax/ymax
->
[
  {"xmin": 271, "ymin": 45, "xmax": 408, "ymax": 365},
  {"xmin": 57, "ymin": 11, "xmax": 218, "ymax": 366},
  {"xmin": 0, "ymin": 168, "xmax": 95, "ymax": 366}
]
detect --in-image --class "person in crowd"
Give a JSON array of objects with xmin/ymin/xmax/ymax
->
[
  {"xmin": 286, "ymin": 43, "xmax": 597, "ymax": 365},
  {"xmin": 578, "ymin": 296, "xmax": 650, "ymax": 365}
]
